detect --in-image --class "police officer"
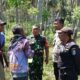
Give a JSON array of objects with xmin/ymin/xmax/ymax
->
[
  {"xmin": 28, "ymin": 24, "xmax": 49, "ymax": 80},
  {"xmin": 52, "ymin": 17, "xmax": 64, "ymax": 80},
  {"xmin": 57, "ymin": 27, "xmax": 78, "ymax": 80}
]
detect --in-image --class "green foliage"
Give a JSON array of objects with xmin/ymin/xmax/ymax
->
[
  {"xmin": 72, "ymin": 7, "xmax": 80, "ymax": 20},
  {"xmin": 64, "ymin": 20, "xmax": 72, "ymax": 27},
  {"xmin": 8, "ymin": 0, "xmax": 21, "ymax": 7},
  {"xmin": 7, "ymin": 0, "xmax": 32, "ymax": 7},
  {"xmin": 48, "ymin": 0, "xmax": 58, "ymax": 9},
  {"xmin": 28, "ymin": 7, "xmax": 38, "ymax": 16},
  {"xmin": 44, "ymin": 25, "xmax": 54, "ymax": 46},
  {"xmin": 42, "ymin": 8, "xmax": 50, "ymax": 21},
  {"xmin": 3, "ymin": 8, "xmax": 16, "ymax": 22},
  {"xmin": 5, "ymin": 0, "xmax": 33, "ymax": 22},
  {"xmin": 19, "ymin": 0, "xmax": 31, "ymax": 10}
]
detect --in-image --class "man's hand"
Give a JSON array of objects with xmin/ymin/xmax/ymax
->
[{"xmin": 0, "ymin": 50, "xmax": 2, "ymax": 55}]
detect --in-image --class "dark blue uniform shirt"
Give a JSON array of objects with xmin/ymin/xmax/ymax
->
[{"xmin": 0, "ymin": 32, "xmax": 5, "ymax": 48}]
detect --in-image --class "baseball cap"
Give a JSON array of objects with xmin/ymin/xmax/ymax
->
[{"xmin": 59, "ymin": 27, "xmax": 73, "ymax": 35}]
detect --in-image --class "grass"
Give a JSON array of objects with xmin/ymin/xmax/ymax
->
[{"xmin": 43, "ymin": 48, "xmax": 54, "ymax": 80}]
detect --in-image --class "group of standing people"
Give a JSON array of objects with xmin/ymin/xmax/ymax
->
[
  {"xmin": 0, "ymin": 19, "xmax": 49, "ymax": 80},
  {"xmin": 8, "ymin": 24, "xmax": 49, "ymax": 80},
  {"xmin": 0, "ymin": 17, "xmax": 80, "ymax": 80},
  {"xmin": 53, "ymin": 17, "xmax": 80, "ymax": 80}
]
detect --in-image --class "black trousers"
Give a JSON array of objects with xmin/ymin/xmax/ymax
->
[
  {"xmin": 59, "ymin": 68, "xmax": 78, "ymax": 80},
  {"xmin": 0, "ymin": 54, "xmax": 8, "ymax": 67},
  {"xmin": 53, "ymin": 62, "xmax": 59, "ymax": 80},
  {"xmin": 0, "ymin": 55, "xmax": 4, "ymax": 67}
]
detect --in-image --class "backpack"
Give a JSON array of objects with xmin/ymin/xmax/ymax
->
[{"xmin": 8, "ymin": 36, "xmax": 32, "ymax": 72}]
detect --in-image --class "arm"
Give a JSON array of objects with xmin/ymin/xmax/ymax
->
[
  {"xmin": 24, "ymin": 39, "xmax": 34, "ymax": 58},
  {"xmin": 0, "ymin": 33, "xmax": 9, "ymax": 67},
  {"xmin": 71, "ymin": 45, "xmax": 80, "ymax": 74},
  {"xmin": 0, "ymin": 33, "xmax": 5, "ymax": 48},
  {"xmin": 44, "ymin": 39, "xmax": 49, "ymax": 64}
]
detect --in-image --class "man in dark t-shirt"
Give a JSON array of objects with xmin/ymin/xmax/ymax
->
[{"xmin": 29, "ymin": 24, "xmax": 49, "ymax": 80}]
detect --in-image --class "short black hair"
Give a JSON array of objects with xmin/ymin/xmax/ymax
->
[
  {"xmin": 55, "ymin": 17, "xmax": 64, "ymax": 25},
  {"xmin": 12, "ymin": 25, "xmax": 23, "ymax": 35}
]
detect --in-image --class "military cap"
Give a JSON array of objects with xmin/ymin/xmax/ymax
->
[
  {"xmin": 59, "ymin": 27, "xmax": 73, "ymax": 35},
  {"xmin": 0, "ymin": 19, "xmax": 6, "ymax": 25}
]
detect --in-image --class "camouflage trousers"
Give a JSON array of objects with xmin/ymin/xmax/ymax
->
[
  {"xmin": 29, "ymin": 54, "xmax": 43, "ymax": 80},
  {"xmin": 0, "ymin": 62, "xmax": 5, "ymax": 80}
]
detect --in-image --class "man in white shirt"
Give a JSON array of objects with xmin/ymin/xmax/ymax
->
[{"xmin": 52, "ymin": 17, "xmax": 64, "ymax": 80}]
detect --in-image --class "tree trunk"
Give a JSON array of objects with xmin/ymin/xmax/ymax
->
[
  {"xmin": 0, "ymin": 0, "xmax": 3, "ymax": 19},
  {"xmin": 73, "ymin": 20, "xmax": 79, "ymax": 41},
  {"xmin": 15, "ymin": 6, "xmax": 19, "ymax": 23},
  {"xmin": 36, "ymin": 0, "xmax": 43, "ymax": 23}
]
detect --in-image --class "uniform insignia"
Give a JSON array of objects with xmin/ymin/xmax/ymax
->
[{"xmin": 72, "ymin": 48, "xmax": 76, "ymax": 55}]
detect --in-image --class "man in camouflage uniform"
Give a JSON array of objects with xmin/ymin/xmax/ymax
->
[{"xmin": 28, "ymin": 25, "xmax": 49, "ymax": 80}]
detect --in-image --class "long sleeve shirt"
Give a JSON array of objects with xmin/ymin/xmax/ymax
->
[
  {"xmin": 0, "ymin": 32, "xmax": 5, "ymax": 49},
  {"xmin": 52, "ymin": 30, "xmax": 61, "ymax": 62}
]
